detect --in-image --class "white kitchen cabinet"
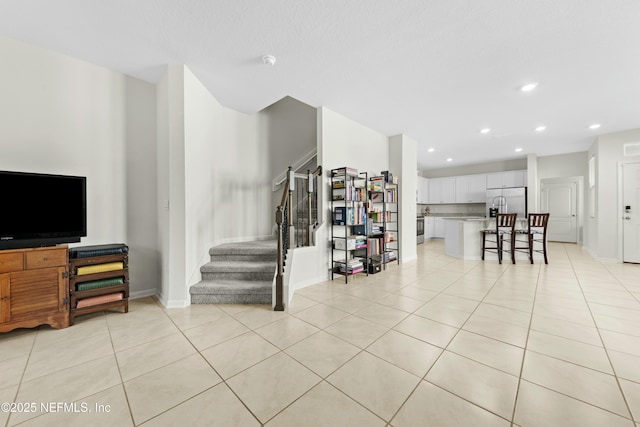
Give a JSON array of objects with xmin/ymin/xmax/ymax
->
[
  {"xmin": 455, "ymin": 174, "xmax": 487, "ymax": 203},
  {"xmin": 469, "ymin": 174, "xmax": 488, "ymax": 202},
  {"xmin": 424, "ymin": 217, "xmax": 435, "ymax": 239},
  {"xmin": 434, "ymin": 218, "xmax": 445, "ymax": 238},
  {"xmin": 486, "ymin": 170, "xmax": 526, "ymax": 189},
  {"xmin": 428, "ymin": 178, "xmax": 456, "ymax": 204},
  {"xmin": 417, "ymin": 176, "xmax": 429, "ymax": 203}
]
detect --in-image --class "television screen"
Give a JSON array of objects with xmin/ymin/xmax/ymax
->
[{"xmin": 0, "ymin": 171, "xmax": 87, "ymax": 249}]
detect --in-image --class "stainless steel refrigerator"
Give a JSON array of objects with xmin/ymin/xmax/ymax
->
[{"xmin": 486, "ymin": 187, "xmax": 527, "ymax": 218}]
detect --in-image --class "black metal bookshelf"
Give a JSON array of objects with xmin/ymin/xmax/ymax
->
[{"xmin": 330, "ymin": 167, "xmax": 369, "ymax": 283}]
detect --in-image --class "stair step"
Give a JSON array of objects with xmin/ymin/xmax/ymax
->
[
  {"xmin": 201, "ymin": 260, "xmax": 276, "ymax": 273},
  {"xmin": 201, "ymin": 260, "xmax": 275, "ymax": 281},
  {"xmin": 190, "ymin": 280, "xmax": 271, "ymax": 305},
  {"xmin": 209, "ymin": 240, "xmax": 277, "ymax": 257},
  {"xmin": 191, "ymin": 239, "xmax": 278, "ymax": 305}
]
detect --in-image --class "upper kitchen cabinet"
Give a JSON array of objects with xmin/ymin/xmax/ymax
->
[
  {"xmin": 417, "ymin": 176, "xmax": 429, "ymax": 203},
  {"xmin": 428, "ymin": 177, "xmax": 456, "ymax": 204},
  {"xmin": 455, "ymin": 174, "xmax": 487, "ymax": 203},
  {"xmin": 486, "ymin": 170, "xmax": 527, "ymax": 189}
]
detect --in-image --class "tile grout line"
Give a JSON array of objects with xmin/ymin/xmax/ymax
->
[
  {"xmin": 116, "ymin": 298, "xmax": 267, "ymax": 425},
  {"xmin": 104, "ymin": 308, "xmax": 143, "ymax": 426},
  {"xmin": 4, "ymin": 326, "xmax": 40, "ymax": 427},
  {"xmin": 508, "ymin": 254, "xmax": 542, "ymax": 427},
  {"xmin": 160, "ymin": 302, "xmax": 266, "ymax": 427},
  {"xmin": 565, "ymin": 245, "xmax": 638, "ymax": 424},
  {"xmin": 600, "ymin": 263, "xmax": 640, "ymax": 306},
  {"xmin": 386, "ymin": 259, "xmax": 517, "ymax": 425},
  {"xmin": 267, "ymin": 256, "xmax": 483, "ymax": 424}
]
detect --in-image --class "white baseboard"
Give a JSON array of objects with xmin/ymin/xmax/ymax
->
[
  {"xmin": 595, "ymin": 257, "xmax": 621, "ymax": 263},
  {"xmin": 400, "ymin": 255, "xmax": 418, "ymax": 264},
  {"xmin": 156, "ymin": 291, "xmax": 188, "ymax": 308}
]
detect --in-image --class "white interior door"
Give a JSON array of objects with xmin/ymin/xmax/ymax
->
[
  {"xmin": 623, "ymin": 163, "xmax": 640, "ymax": 263},
  {"xmin": 541, "ymin": 181, "xmax": 577, "ymax": 243}
]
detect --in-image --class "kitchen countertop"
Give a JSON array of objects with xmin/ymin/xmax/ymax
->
[{"xmin": 428, "ymin": 215, "xmax": 486, "ymax": 220}]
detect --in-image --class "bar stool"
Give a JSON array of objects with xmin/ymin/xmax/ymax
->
[
  {"xmin": 481, "ymin": 213, "xmax": 517, "ymax": 264},
  {"xmin": 514, "ymin": 213, "xmax": 550, "ymax": 264}
]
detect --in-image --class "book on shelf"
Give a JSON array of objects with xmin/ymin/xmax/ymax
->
[
  {"xmin": 335, "ymin": 257, "xmax": 364, "ymax": 268},
  {"xmin": 332, "ymin": 179, "xmax": 346, "ymax": 189},
  {"xmin": 332, "ymin": 167, "xmax": 358, "ymax": 177},
  {"xmin": 371, "ymin": 251, "xmax": 397, "ymax": 263},
  {"xmin": 340, "ymin": 266, "xmax": 364, "ymax": 274},
  {"xmin": 370, "ymin": 178, "xmax": 383, "ymax": 192},
  {"xmin": 370, "ymin": 210, "xmax": 392, "ymax": 223},
  {"xmin": 368, "ymin": 238, "xmax": 381, "ymax": 255},
  {"xmin": 332, "ymin": 186, "xmax": 366, "ymax": 201},
  {"xmin": 337, "ymin": 258, "xmax": 365, "ymax": 274},
  {"xmin": 385, "ymin": 188, "xmax": 397, "ymax": 203},
  {"xmin": 333, "ymin": 235, "xmax": 367, "ymax": 250},
  {"xmin": 333, "ymin": 206, "xmax": 367, "ymax": 225}
]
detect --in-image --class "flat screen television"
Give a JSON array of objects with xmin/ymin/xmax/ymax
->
[{"xmin": 0, "ymin": 170, "xmax": 87, "ymax": 250}]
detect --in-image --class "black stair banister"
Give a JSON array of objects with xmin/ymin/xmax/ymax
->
[{"xmin": 274, "ymin": 165, "xmax": 321, "ymax": 311}]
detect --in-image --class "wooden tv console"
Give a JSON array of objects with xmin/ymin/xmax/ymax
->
[{"xmin": 0, "ymin": 246, "xmax": 70, "ymax": 332}]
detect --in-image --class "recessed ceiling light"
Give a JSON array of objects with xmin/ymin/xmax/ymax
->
[
  {"xmin": 446, "ymin": 158, "xmax": 453, "ymax": 162},
  {"xmin": 515, "ymin": 148, "xmax": 523, "ymax": 152},
  {"xmin": 589, "ymin": 123, "xmax": 601, "ymax": 129},
  {"xmin": 535, "ymin": 126, "xmax": 546, "ymax": 132},
  {"xmin": 428, "ymin": 148, "xmax": 435, "ymax": 152},
  {"xmin": 480, "ymin": 128, "xmax": 491, "ymax": 134},
  {"xmin": 262, "ymin": 55, "xmax": 276, "ymax": 66},
  {"xmin": 520, "ymin": 82, "xmax": 538, "ymax": 92}
]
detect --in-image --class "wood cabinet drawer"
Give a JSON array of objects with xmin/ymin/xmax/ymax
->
[
  {"xmin": 0, "ymin": 253, "xmax": 23, "ymax": 273},
  {"xmin": 25, "ymin": 249, "xmax": 67, "ymax": 270}
]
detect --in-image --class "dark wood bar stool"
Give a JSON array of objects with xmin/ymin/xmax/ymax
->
[
  {"xmin": 481, "ymin": 213, "xmax": 517, "ymax": 264},
  {"xmin": 514, "ymin": 213, "xmax": 550, "ymax": 264}
]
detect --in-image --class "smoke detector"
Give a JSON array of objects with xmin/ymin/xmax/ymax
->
[{"xmin": 262, "ymin": 55, "xmax": 276, "ymax": 66}]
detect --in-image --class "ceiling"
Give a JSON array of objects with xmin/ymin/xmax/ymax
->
[{"xmin": 1, "ymin": 0, "xmax": 639, "ymax": 170}]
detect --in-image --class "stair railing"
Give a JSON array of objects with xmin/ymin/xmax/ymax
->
[{"xmin": 274, "ymin": 165, "xmax": 322, "ymax": 311}]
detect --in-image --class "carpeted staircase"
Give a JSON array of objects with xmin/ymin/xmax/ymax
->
[{"xmin": 190, "ymin": 240, "xmax": 277, "ymax": 305}]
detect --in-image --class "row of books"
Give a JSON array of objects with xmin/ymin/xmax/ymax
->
[
  {"xmin": 332, "ymin": 167, "xmax": 358, "ymax": 177},
  {"xmin": 333, "ymin": 235, "xmax": 368, "ymax": 251},
  {"xmin": 333, "ymin": 206, "xmax": 367, "ymax": 225},
  {"xmin": 332, "ymin": 186, "xmax": 367, "ymax": 201},
  {"xmin": 370, "ymin": 178, "xmax": 384, "ymax": 192},
  {"xmin": 336, "ymin": 258, "xmax": 365, "ymax": 274},
  {"xmin": 371, "ymin": 189, "xmax": 397, "ymax": 203},
  {"xmin": 368, "ymin": 233, "xmax": 397, "ymax": 254},
  {"xmin": 370, "ymin": 210, "xmax": 393, "ymax": 223},
  {"xmin": 371, "ymin": 251, "xmax": 397, "ymax": 263}
]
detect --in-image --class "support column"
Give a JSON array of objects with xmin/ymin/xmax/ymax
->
[{"xmin": 389, "ymin": 134, "xmax": 417, "ymax": 263}]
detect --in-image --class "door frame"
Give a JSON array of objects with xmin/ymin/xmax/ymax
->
[
  {"xmin": 539, "ymin": 176, "xmax": 584, "ymax": 244},
  {"xmin": 617, "ymin": 161, "xmax": 640, "ymax": 263}
]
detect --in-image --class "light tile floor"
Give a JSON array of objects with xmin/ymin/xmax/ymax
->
[{"xmin": 1, "ymin": 240, "xmax": 640, "ymax": 426}]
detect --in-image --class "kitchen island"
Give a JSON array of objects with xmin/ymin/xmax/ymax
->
[{"xmin": 443, "ymin": 217, "xmax": 539, "ymax": 261}]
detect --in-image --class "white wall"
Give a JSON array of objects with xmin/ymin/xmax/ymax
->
[
  {"xmin": 589, "ymin": 129, "xmax": 640, "ymax": 261},
  {"xmin": 318, "ymin": 107, "xmax": 390, "ymax": 280},
  {"xmin": 586, "ymin": 141, "xmax": 599, "ymax": 253},
  {"xmin": 259, "ymin": 96, "xmax": 318, "ymax": 219},
  {"xmin": 262, "ymin": 96, "xmax": 317, "ymax": 181},
  {"xmin": 156, "ymin": 65, "xmax": 187, "ymax": 307},
  {"xmin": 157, "ymin": 65, "xmax": 274, "ymax": 307},
  {"xmin": 389, "ymin": 134, "xmax": 417, "ymax": 262},
  {"xmin": 0, "ymin": 35, "xmax": 158, "ymax": 297},
  {"xmin": 125, "ymin": 78, "xmax": 159, "ymax": 299},
  {"xmin": 182, "ymin": 67, "xmax": 271, "ymax": 301},
  {"xmin": 537, "ymin": 152, "xmax": 588, "ymax": 181}
]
